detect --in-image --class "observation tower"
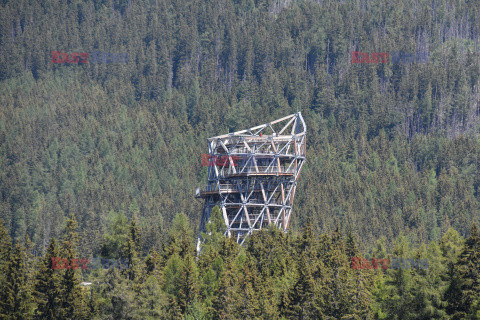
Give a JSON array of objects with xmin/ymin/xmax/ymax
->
[{"xmin": 196, "ymin": 112, "xmax": 306, "ymax": 247}]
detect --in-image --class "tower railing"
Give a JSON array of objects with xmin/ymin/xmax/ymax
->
[{"xmin": 197, "ymin": 112, "xmax": 306, "ymax": 248}]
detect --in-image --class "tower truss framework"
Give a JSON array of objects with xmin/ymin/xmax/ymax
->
[{"xmin": 196, "ymin": 112, "xmax": 306, "ymax": 246}]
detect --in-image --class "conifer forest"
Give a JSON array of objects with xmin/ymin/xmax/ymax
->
[{"xmin": 0, "ymin": 0, "xmax": 480, "ymax": 318}]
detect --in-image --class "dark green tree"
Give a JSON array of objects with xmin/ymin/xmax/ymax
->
[
  {"xmin": 58, "ymin": 214, "xmax": 89, "ymax": 319},
  {"xmin": 446, "ymin": 224, "xmax": 480, "ymax": 319},
  {"xmin": 33, "ymin": 238, "xmax": 62, "ymax": 320},
  {"xmin": 100, "ymin": 210, "xmax": 129, "ymax": 259},
  {"xmin": 284, "ymin": 253, "xmax": 318, "ymax": 319},
  {"xmin": 124, "ymin": 215, "xmax": 141, "ymax": 282},
  {"xmin": 177, "ymin": 254, "xmax": 198, "ymax": 316},
  {"xmin": 212, "ymin": 260, "xmax": 240, "ymax": 320},
  {"xmin": 0, "ymin": 243, "xmax": 34, "ymax": 319},
  {"xmin": 0, "ymin": 219, "xmax": 11, "ymax": 266}
]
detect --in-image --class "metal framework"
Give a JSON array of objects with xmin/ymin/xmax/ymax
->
[{"xmin": 196, "ymin": 112, "xmax": 306, "ymax": 248}]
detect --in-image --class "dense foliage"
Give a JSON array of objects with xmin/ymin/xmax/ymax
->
[
  {"xmin": 1, "ymin": 0, "xmax": 480, "ymax": 254},
  {"xmin": 0, "ymin": 0, "xmax": 480, "ymax": 317},
  {"xmin": 1, "ymin": 213, "xmax": 480, "ymax": 319}
]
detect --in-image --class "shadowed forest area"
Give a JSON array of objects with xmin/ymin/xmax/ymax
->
[{"xmin": 0, "ymin": 0, "xmax": 480, "ymax": 318}]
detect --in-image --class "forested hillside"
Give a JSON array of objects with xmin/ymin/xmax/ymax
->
[
  {"xmin": 1, "ymin": 0, "xmax": 479, "ymax": 254},
  {"xmin": 1, "ymin": 209, "xmax": 480, "ymax": 319},
  {"xmin": 0, "ymin": 0, "xmax": 480, "ymax": 317}
]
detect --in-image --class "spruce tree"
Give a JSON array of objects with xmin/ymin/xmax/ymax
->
[
  {"xmin": 285, "ymin": 253, "xmax": 318, "ymax": 319},
  {"xmin": 165, "ymin": 296, "xmax": 182, "ymax": 320},
  {"xmin": 124, "ymin": 215, "xmax": 141, "ymax": 282},
  {"xmin": 58, "ymin": 214, "xmax": 88, "ymax": 319},
  {"xmin": 199, "ymin": 205, "xmax": 225, "ymax": 266},
  {"xmin": 0, "ymin": 218, "xmax": 12, "ymax": 311},
  {"xmin": 0, "ymin": 219, "xmax": 12, "ymax": 317},
  {"xmin": 212, "ymin": 259, "xmax": 240, "ymax": 319},
  {"xmin": 383, "ymin": 236, "xmax": 417, "ymax": 319},
  {"xmin": 33, "ymin": 238, "xmax": 62, "ymax": 320},
  {"xmin": 447, "ymin": 224, "xmax": 480, "ymax": 319},
  {"xmin": 0, "ymin": 243, "xmax": 34, "ymax": 319},
  {"xmin": 133, "ymin": 274, "xmax": 167, "ymax": 320},
  {"xmin": 237, "ymin": 261, "xmax": 260, "ymax": 319},
  {"xmin": 346, "ymin": 228, "xmax": 359, "ymax": 260},
  {"xmin": 177, "ymin": 254, "xmax": 198, "ymax": 316},
  {"xmin": 100, "ymin": 268, "xmax": 136, "ymax": 320},
  {"xmin": 0, "ymin": 218, "xmax": 11, "ymax": 267},
  {"xmin": 161, "ymin": 213, "xmax": 194, "ymax": 261}
]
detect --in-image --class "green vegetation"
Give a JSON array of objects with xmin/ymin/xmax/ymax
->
[
  {"xmin": 0, "ymin": 0, "xmax": 480, "ymax": 317},
  {"xmin": 0, "ymin": 214, "xmax": 479, "ymax": 319}
]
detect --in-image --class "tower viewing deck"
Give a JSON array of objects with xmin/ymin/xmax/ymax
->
[{"xmin": 196, "ymin": 113, "xmax": 306, "ymax": 246}]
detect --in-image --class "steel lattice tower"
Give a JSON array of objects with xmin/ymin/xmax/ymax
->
[{"xmin": 196, "ymin": 113, "xmax": 306, "ymax": 248}]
